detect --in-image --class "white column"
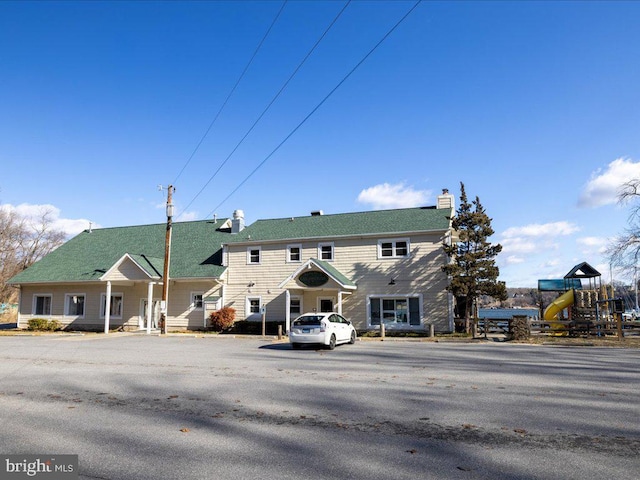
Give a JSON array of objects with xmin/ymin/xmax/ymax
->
[
  {"xmin": 285, "ymin": 289, "xmax": 291, "ymax": 333},
  {"xmin": 104, "ymin": 281, "xmax": 112, "ymax": 334},
  {"xmin": 146, "ymin": 281, "xmax": 154, "ymax": 334},
  {"xmin": 337, "ymin": 291, "xmax": 343, "ymax": 315}
]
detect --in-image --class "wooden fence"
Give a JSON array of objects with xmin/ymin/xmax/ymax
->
[{"xmin": 475, "ymin": 316, "xmax": 640, "ymax": 338}]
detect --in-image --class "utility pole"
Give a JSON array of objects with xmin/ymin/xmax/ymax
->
[{"xmin": 160, "ymin": 185, "xmax": 175, "ymax": 335}]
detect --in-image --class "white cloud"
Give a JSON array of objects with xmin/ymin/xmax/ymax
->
[
  {"xmin": 504, "ymin": 255, "xmax": 525, "ymax": 265},
  {"xmin": 500, "ymin": 237, "xmax": 539, "ymax": 254},
  {"xmin": 0, "ymin": 203, "xmax": 96, "ymax": 237},
  {"xmin": 576, "ymin": 236, "xmax": 609, "ymax": 254},
  {"xmin": 578, "ymin": 157, "xmax": 640, "ymax": 208},
  {"xmin": 178, "ymin": 210, "xmax": 199, "ymax": 222},
  {"xmin": 357, "ymin": 182, "xmax": 430, "ymax": 210},
  {"xmin": 502, "ymin": 221, "xmax": 580, "ymax": 239}
]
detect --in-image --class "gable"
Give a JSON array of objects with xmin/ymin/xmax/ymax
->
[{"xmin": 101, "ymin": 254, "xmax": 163, "ymax": 282}]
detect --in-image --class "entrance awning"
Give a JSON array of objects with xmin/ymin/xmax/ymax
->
[{"xmin": 278, "ymin": 258, "xmax": 356, "ymax": 290}]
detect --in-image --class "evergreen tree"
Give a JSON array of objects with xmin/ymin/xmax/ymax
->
[{"xmin": 442, "ymin": 182, "xmax": 507, "ymax": 333}]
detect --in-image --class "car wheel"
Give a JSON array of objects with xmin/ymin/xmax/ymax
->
[
  {"xmin": 327, "ymin": 334, "xmax": 336, "ymax": 350},
  {"xmin": 349, "ymin": 330, "xmax": 356, "ymax": 344},
  {"xmin": 292, "ymin": 343, "xmax": 301, "ymax": 350}
]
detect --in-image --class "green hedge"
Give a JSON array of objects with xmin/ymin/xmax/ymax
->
[{"xmin": 27, "ymin": 318, "xmax": 62, "ymax": 332}]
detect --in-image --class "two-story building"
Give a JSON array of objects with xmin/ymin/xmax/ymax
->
[{"xmin": 8, "ymin": 190, "xmax": 456, "ymax": 333}]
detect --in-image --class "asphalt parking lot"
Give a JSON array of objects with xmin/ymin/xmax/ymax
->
[{"xmin": 0, "ymin": 334, "xmax": 638, "ymax": 480}]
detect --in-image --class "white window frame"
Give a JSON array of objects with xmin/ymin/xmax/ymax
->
[
  {"xmin": 246, "ymin": 296, "xmax": 262, "ymax": 318},
  {"xmin": 100, "ymin": 292, "xmax": 124, "ymax": 319},
  {"xmin": 318, "ymin": 242, "xmax": 334, "ymax": 261},
  {"xmin": 247, "ymin": 246, "xmax": 262, "ymax": 265},
  {"xmin": 289, "ymin": 295, "xmax": 303, "ymax": 317},
  {"xmin": 32, "ymin": 294, "xmax": 53, "ymax": 316},
  {"xmin": 64, "ymin": 293, "xmax": 86, "ymax": 318},
  {"xmin": 190, "ymin": 292, "xmax": 204, "ymax": 310},
  {"xmin": 367, "ymin": 294, "xmax": 423, "ymax": 328},
  {"xmin": 287, "ymin": 244, "xmax": 302, "ymax": 263},
  {"xmin": 377, "ymin": 238, "xmax": 410, "ymax": 259}
]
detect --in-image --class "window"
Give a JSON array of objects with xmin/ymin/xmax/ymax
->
[
  {"xmin": 101, "ymin": 293, "xmax": 123, "ymax": 318},
  {"xmin": 369, "ymin": 296, "xmax": 421, "ymax": 327},
  {"xmin": 33, "ymin": 295, "xmax": 52, "ymax": 316},
  {"xmin": 191, "ymin": 292, "xmax": 203, "ymax": 310},
  {"xmin": 247, "ymin": 247, "xmax": 261, "ymax": 264},
  {"xmin": 378, "ymin": 239, "xmax": 410, "ymax": 258},
  {"xmin": 65, "ymin": 294, "xmax": 85, "ymax": 317},
  {"xmin": 289, "ymin": 297, "xmax": 302, "ymax": 317},
  {"xmin": 287, "ymin": 244, "xmax": 302, "ymax": 263},
  {"xmin": 247, "ymin": 297, "xmax": 261, "ymax": 316},
  {"xmin": 318, "ymin": 242, "xmax": 334, "ymax": 261}
]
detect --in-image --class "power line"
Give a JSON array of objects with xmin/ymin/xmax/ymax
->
[
  {"xmin": 178, "ymin": 0, "xmax": 352, "ymax": 219},
  {"xmin": 206, "ymin": 0, "xmax": 423, "ymax": 218},
  {"xmin": 172, "ymin": 0, "xmax": 288, "ymax": 186}
]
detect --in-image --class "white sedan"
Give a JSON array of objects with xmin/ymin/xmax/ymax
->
[{"xmin": 289, "ymin": 313, "xmax": 357, "ymax": 350}]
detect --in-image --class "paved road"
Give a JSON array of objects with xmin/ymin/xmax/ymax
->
[{"xmin": 0, "ymin": 334, "xmax": 638, "ymax": 479}]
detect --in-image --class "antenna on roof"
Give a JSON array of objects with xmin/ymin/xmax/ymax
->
[{"xmin": 88, "ymin": 222, "xmax": 93, "ymax": 233}]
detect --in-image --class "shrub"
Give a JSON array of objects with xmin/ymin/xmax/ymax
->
[
  {"xmin": 209, "ymin": 307, "xmax": 236, "ymax": 332},
  {"xmin": 27, "ymin": 318, "xmax": 62, "ymax": 332}
]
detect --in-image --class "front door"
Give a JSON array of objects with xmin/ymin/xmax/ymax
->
[
  {"xmin": 140, "ymin": 299, "xmax": 160, "ymax": 329},
  {"xmin": 319, "ymin": 298, "xmax": 334, "ymax": 313}
]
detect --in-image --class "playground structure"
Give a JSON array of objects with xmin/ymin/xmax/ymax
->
[{"xmin": 537, "ymin": 262, "xmax": 634, "ymax": 337}]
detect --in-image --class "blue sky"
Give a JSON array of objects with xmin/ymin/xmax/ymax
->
[{"xmin": 2, "ymin": 0, "xmax": 640, "ymax": 288}]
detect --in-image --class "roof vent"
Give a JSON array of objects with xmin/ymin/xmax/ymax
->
[{"xmin": 311, "ymin": 210, "xmax": 324, "ymax": 216}]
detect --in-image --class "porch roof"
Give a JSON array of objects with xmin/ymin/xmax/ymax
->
[{"xmin": 279, "ymin": 258, "xmax": 356, "ymax": 290}]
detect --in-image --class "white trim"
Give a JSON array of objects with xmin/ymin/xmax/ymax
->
[
  {"xmin": 318, "ymin": 296, "xmax": 335, "ymax": 313},
  {"xmin": 377, "ymin": 238, "xmax": 411, "ymax": 259},
  {"xmin": 289, "ymin": 295, "xmax": 303, "ymax": 317},
  {"xmin": 246, "ymin": 246, "xmax": 262, "ymax": 265},
  {"xmin": 100, "ymin": 292, "xmax": 124, "ymax": 319},
  {"xmin": 366, "ymin": 294, "xmax": 423, "ymax": 329},
  {"xmin": 99, "ymin": 253, "xmax": 159, "ymax": 281},
  {"xmin": 64, "ymin": 293, "xmax": 86, "ymax": 318},
  {"xmin": 245, "ymin": 296, "xmax": 262, "ymax": 319},
  {"xmin": 32, "ymin": 294, "xmax": 52, "ymax": 317},
  {"xmin": 139, "ymin": 297, "xmax": 160, "ymax": 331},
  {"xmin": 278, "ymin": 258, "xmax": 356, "ymax": 290},
  {"xmin": 190, "ymin": 291, "xmax": 204, "ymax": 310},
  {"xmin": 317, "ymin": 242, "xmax": 334, "ymax": 261},
  {"xmin": 286, "ymin": 243, "xmax": 302, "ymax": 263}
]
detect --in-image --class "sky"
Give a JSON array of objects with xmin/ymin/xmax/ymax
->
[{"xmin": 1, "ymin": 0, "xmax": 640, "ymax": 288}]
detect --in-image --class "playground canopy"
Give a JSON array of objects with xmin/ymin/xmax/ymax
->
[{"xmin": 538, "ymin": 261, "xmax": 602, "ymax": 292}]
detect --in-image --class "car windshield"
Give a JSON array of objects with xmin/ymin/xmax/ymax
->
[{"xmin": 293, "ymin": 316, "xmax": 324, "ymax": 326}]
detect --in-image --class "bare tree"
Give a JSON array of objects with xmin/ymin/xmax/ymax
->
[
  {"xmin": 0, "ymin": 206, "xmax": 66, "ymax": 303},
  {"xmin": 607, "ymin": 179, "xmax": 640, "ymax": 277}
]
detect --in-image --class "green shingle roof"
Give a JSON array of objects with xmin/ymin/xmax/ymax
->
[
  {"xmin": 226, "ymin": 207, "xmax": 451, "ymax": 243},
  {"xmin": 9, "ymin": 219, "xmax": 230, "ymax": 284}
]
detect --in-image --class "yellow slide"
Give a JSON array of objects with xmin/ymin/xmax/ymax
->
[{"xmin": 543, "ymin": 289, "xmax": 575, "ymax": 334}]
